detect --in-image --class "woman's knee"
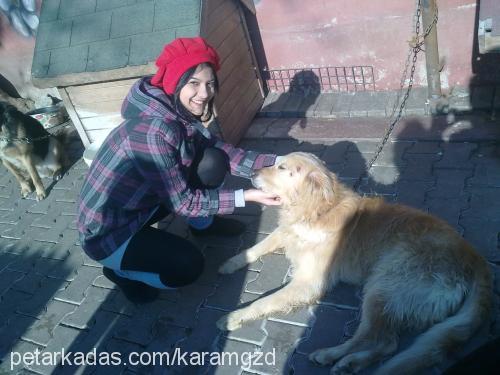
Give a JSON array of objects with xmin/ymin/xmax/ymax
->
[
  {"xmin": 159, "ymin": 248, "xmax": 205, "ymax": 288},
  {"xmin": 196, "ymin": 148, "xmax": 229, "ymax": 188}
]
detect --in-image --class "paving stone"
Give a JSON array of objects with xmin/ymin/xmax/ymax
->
[
  {"xmin": 465, "ymin": 187, "xmax": 500, "ymax": 219},
  {"xmin": 405, "ymin": 141, "xmax": 441, "ymax": 154},
  {"xmin": 460, "ymin": 217, "xmax": 500, "ymax": 262},
  {"xmin": 318, "ymin": 282, "xmax": 361, "ymax": 310},
  {"xmin": 340, "ymin": 151, "xmax": 371, "ymax": 179},
  {"xmin": 131, "ymin": 323, "xmax": 187, "ymax": 374},
  {"xmin": 0, "ymin": 313, "xmax": 38, "ymax": 358},
  {"xmin": 399, "ymin": 153, "xmax": 439, "ymax": 181},
  {"xmin": 0, "ymin": 268, "xmax": 25, "ymax": 296},
  {"xmin": 33, "ymin": 253, "xmax": 79, "ymax": 281},
  {"xmin": 171, "ymin": 307, "xmax": 225, "ymax": 373},
  {"xmin": 114, "ymin": 299, "xmax": 180, "ymax": 346},
  {"xmin": 0, "ymin": 339, "xmax": 43, "ymax": 374},
  {"xmin": 245, "ymin": 253, "xmax": 289, "ymax": 295},
  {"xmin": 239, "ymin": 209, "xmax": 280, "ymax": 235},
  {"xmin": 297, "ymin": 304, "xmax": 359, "ymax": 355},
  {"xmin": 158, "ymin": 284, "xmax": 215, "ymax": 328},
  {"xmin": 362, "ymin": 166, "xmax": 399, "ymax": 193},
  {"xmin": 372, "ymin": 141, "xmax": 412, "ymax": 167},
  {"xmin": 61, "ymin": 286, "xmax": 113, "ymax": 329},
  {"xmin": 243, "ymin": 117, "xmax": 276, "ymax": 138},
  {"xmin": 427, "ymin": 169, "xmax": 474, "ymax": 198},
  {"xmin": 302, "ymin": 94, "xmax": 323, "ymax": 118},
  {"xmin": 468, "ymin": 144, "xmax": 500, "ymax": 187},
  {"xmin": 320, "ymin": 141, "xmax": 350, "ymax": 165},
  {"xmin": 195, "ymin": 245, "xmax": 241, "ymax": 287},
  {"xmin": 279, "ymin": 93, "xmax": 304, "ymax": 117},
  {"xmin": 349, "ymin": 91, "xmax": 387, "ymax": 117},
  {"xmin": 403, "ymin": 87, "xmax": 428, "ymax": 116},
  {"xmin": 25, "ymin": 325, "xmax": 85, "ymax": 374},
  {"xmin": 21, "ymin": 300, "xmax": 76, "ymax": 346},
  {"xmin": 434, "ymin": 142, "xmax": 476, "ymax": 170},
  {"xmin": 16, "ymin": 277, "xmax": 69, "ymax": 318},
  {"xmin": 290, "ymin": 352, "xmax": 331, "ymax": 375},
  {"xmin": 425, "ymin": 196, "xmax": 468, "ymax": 230},
  {"xmin": 395, "ymin": 180, "xmax": 434, "ymax": 209},
  {"xmin": 268, "ymin": 304, "xmax": 315, "ymax": 328},
  {"xmin": 55, "ymin": 265, "xmax": 102, "ymax": 304},
  {"xmin": 260, "ymin": 92, "xmax": 282, "ymax": 117},
  {"xmin": 48, "ymin": 45, "xmax": 89, "ymax": 77},
  {"xmin": 206, "ymin": 270, "xmax": 259, "ymax": 311},
  {"xmin": 312, "ymin": 93, "xmax": 337, "ymax": 118},
  {"xmin": 0, "ymin": 251, "xmax": 20, "ymax": 271},
  {"xmin": 211, "ymin": 338, "xmax": 260, "ymax": 374},
  {"xmin": 249, "ymin": 320, "xmax": 306, "ymax": 374},
  {"xmin": 223, "ymin": 306, "xmax": 267, "ymax": 346},
  {"xmin": 0, "ymin": 289, "xmax": 33, "ymax": 328}
]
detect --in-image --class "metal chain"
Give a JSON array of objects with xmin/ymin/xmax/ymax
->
[
  {"xmin": 0, "ymin": 120, "xmax": 71, "ymax": 144},
  {"xmin": 353, "ymin": 0, "xmax": 438, "ymax": 191}
]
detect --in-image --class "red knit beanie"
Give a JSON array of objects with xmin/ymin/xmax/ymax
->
[{"xmin": 151, "ymin": 37, "xmax": 220, "ymax": 95}]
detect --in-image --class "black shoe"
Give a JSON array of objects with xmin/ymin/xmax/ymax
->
[
  {"xmin": 102, "ymin": 267, "xmax": 159, "ymax": 304},
  {"xmin": 190, "ymin": 216, "xmax": 246, "ymax": 237}
]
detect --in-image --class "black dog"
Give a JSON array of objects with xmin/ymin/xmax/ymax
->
[{"xmin": 0, "ymin": 102, "xmax": 66, "ymax": 200}]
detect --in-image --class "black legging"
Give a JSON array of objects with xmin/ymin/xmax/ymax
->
[{"xmin": 119, "ymin": 147, "xmax": 229, "ymax": 288}]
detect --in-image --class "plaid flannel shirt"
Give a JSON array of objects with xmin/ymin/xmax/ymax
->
[{"xmin": 77, "ymin": 77, "xmax": 276, "ymax": 260}]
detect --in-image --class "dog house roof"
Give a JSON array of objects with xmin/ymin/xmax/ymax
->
[{"xmin": 31, "ymin": 0, "xmax": 203, "ymax": 88}]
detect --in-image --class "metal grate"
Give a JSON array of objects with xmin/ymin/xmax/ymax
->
[{"xmin": 262, "ymin": 66, "xmax": 375, "ymax": 94}]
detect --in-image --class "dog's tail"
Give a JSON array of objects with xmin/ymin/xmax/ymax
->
[{"xmin": 375, "ymin": 257, "xmax": 492, "ymax": 375}]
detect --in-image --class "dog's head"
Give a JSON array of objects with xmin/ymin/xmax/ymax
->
[{"xmin": 254, "ymin": 152, "xmax": 336, "ymax": 215}]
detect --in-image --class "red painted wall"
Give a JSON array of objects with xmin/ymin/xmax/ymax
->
[{"xmin": 252, "ymin": 0, "xmax": 485, "ymax": 91}]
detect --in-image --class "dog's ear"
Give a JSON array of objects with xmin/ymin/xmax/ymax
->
[{"xmin": 306, "ymin": 170, "xmax": 335, "ymax": 203}]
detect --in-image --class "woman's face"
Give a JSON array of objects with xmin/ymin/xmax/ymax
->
[{"xmin": 179, "ymin": 64, "xmax": 216, "ymax": 116}]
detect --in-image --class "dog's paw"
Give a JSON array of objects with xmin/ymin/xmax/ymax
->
[
  {"xmin": 218, "ymin": 256, "xmax": 245, "ymax": 274},
  {"xmin": 309, "ymin": 349, "xmax": 335, "ymax": 366},
  {"xmin": 36, "ymin": 189, "xmax": 47, "ymax": 201},
  {"xmin": 20, "ymin": 183, "xmax": 34, "ymax": 198},
  {"xmin": 216, "ymin": 312, "xmax": 244, "ymax": 331}
]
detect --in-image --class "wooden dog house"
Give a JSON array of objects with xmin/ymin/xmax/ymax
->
[{"xmin": 32, "ymin": 0, "xmax": 264, "ymax": 147}]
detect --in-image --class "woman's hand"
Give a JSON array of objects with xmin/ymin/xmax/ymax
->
[{"xmin": 244, "ymin": 189, "xmax": 281, "ymax": 206}]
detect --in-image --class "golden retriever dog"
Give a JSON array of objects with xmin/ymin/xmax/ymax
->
[
  {"xmin": 0, "ymin": 102, "xmax": 66, "ymax": 200},
  {"xmin": 216, "ymin": 152, "xmax": 492, "ymax": 374}
]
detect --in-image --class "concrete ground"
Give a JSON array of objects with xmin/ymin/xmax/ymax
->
[{"xmin": 0, "ymin": 113, "xmax": 499, "ymax": 375}]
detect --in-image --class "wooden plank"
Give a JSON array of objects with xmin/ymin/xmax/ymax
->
[
  {"xmin": 237, "ymin": 4, "xmax": 265, "ymax": 98},
  {"xmin": 224, "ymin": 83, "xmax": 263, "ymax": 143},
  {"xmin": 204, "ymin": 0, "xmax": 226, "ymax": 18},
  {"xmin": 218, "ymin": 75, "xmax": 258, "ymax": 124},
  {"xmin": 58, "ymin": 87, "xmax": 91, "ymax": 148},
  {"xmin": 217, "ymin": 64, "xmax": 256, "ymax": 115},
  {"xmin": 74, "ymin": 100, "xmax": 124, "ymax": 119},
  {"xmin": 239, "ymin": 0, "xmax": 255, "ymax": 15},
  {"xmin": 217, "ymin": 33, "xmax": 248, "ymax": 85},
  {"xmin": 81, "ymin": 114, "xmax": 123, "ymax": 131},
  {"xmin": 205, "ymin": 3, "xmax": 240, "ymax": 49},
  {"xmin": 32, "ymin": 62, "xmax": 156, "ymax": 89},
  {"xmin": 206, "ymin": 0, "xmax": 238, "ymax": 37},
  {"xmin": 215, "ymin": 17, "xmax": 245, "ymax": 63},
  {"xmin": 67, "ymin": 82, "xmax": 134, "ymax": 106},
  {"xmin": 69, "ymin": 78, "xmax": 137, "ymax": 92},
  {"xmin": 86, "ymin": 128, "xmax": 114, "ymax": 144}
]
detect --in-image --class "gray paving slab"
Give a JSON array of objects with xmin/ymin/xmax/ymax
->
[{"xmin": 0, "ymin": 112, "xmax": 498, "ymax": 374}]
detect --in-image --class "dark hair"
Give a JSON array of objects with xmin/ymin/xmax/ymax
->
[{"xmin": 173, "ymin": 62, "xmax": 219, "ymax": 122}]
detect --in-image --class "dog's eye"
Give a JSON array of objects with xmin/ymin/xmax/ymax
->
[{"xmin": 278, "ymin": 165, "xmax": 286, "ymax": 170}]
